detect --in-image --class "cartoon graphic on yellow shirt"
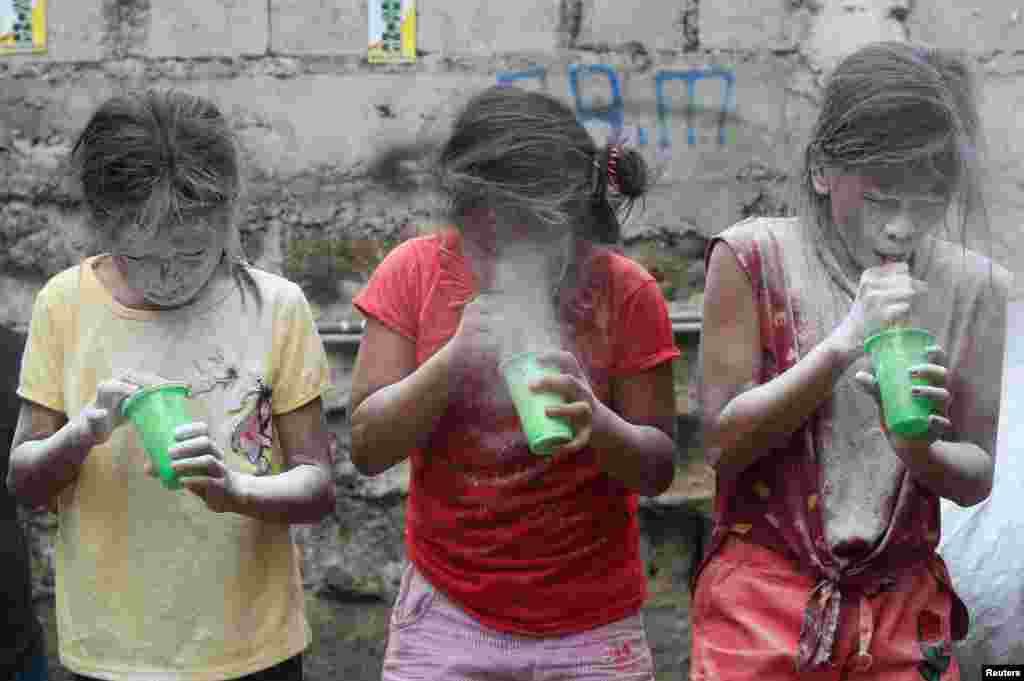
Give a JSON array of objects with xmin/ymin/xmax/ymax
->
[
  {"xmin": 229, "ymin": 377, "xmax": 275, "ymax": 476},
  {"xmin": 189, "ymin": 349, "xmax": 276, "ymax": 476}
]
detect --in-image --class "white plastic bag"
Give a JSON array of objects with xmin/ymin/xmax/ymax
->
[{"xmin": 938, "ymin": 300, "xmax": 1024, "ymax": 676}]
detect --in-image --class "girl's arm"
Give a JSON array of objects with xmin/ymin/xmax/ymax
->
[
  {"xmin": 700, "ymin": 243, "xmax": 858, "ymax": 484},
  {"xmin": 7, "ymin": 401, "xmax": 90, "ymax": 509},
  {"xmin": 230, "ymin": 397, "xmax": 336, "ymax": 524},
  {"xmin": 589, "ymin": 361, "xmax": 678, "ymax": 497},
  {"xmin": 888, "ymin": 439, "xmax": 993, "ymax": 507},
  {"xmin": 348, "ymin": 318, "xmax": 455, "ymax": 476},
  {"xmin": 10, "ymin": 373, "xmax": 168, "ymax": 508},
  {"xmin": 5, "ymin": 378, "xmax": 140, "ymax": 509}
]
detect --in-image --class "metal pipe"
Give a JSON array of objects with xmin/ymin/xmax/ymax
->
[{"xmin": 321, "ymin": 312, "xmax": 703, "ymax": 349}]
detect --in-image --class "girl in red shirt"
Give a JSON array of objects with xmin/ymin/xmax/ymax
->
[{"xmin": 350, "ymin": 85, "xmax": 681, "ymax": 680}]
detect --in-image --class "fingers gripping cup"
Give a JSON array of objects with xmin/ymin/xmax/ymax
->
[
  {"xmin": 121, "ymin": 383, "xmax": 192, "ymax": 489},
  {"xmin": 500, "ymin": 352, "xmax": 575, "ymax": 456},
  {"xmin": 864, "ymin": 328, "xmax": 937, "ymax": 439}
]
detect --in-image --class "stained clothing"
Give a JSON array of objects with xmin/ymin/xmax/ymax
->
[
  {"xmin": 694, "ymin": 217, "xmax": 1008, "ymax": 671},
  {"xmin": 354, "ymin": 228, "xmax": 681, "ymax": 637},
  {"xmin": 382, "ymin": 563, "xmax": 655, "ymax": 681},
  {"xmin": 0, "ymin": 324, "xmax": 46, "ymax": 680},
  {"xmin": 691, "ymin": 535, "xmax": 960, "ymax": 681}
]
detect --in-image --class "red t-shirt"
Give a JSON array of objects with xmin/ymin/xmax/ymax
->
[{"xmin": 353, "ymin": 228, "xmax": 680, "ymax": 636}]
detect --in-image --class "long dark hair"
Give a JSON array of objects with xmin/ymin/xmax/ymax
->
[
  {"xmin": 797, "ymin": 41, "xmax": 989, "ymax": 262},
  {"xmin": 437, "ymin": 85, "xmax": 649, "ymax": 245},
  {"xmin": 71, "ymin": 89, "xmax": 260, "ymax": 306}
]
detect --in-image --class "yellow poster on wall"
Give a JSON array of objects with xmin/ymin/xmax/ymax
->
[
  {"xmin": 0, "ymin": 0, "xmax": 46, "ymax": 55},
  {"xmin": 369, "ymin": 0, "xmax": 416, "ymax": 64}
]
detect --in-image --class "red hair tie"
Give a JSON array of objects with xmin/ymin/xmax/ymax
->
[{"xmin": 606, "ymin": 144, "xmax": 623, "ymax": 193}]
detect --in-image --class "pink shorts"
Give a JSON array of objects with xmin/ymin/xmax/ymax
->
[{"xmin": 381, "ymin": 563, "xmax": 655, "ymax": 681}]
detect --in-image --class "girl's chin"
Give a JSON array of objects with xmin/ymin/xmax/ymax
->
[
  {"xmin": 143, "ymin": 288, "xmax": 204, "ymax": 308},
  {"xmin": 135, "ymin": 266, "xmax": 225, "ymax": 308},
  {"xmin": 874, "ymin": 250, "xmax": 912, "ymax": 262}
]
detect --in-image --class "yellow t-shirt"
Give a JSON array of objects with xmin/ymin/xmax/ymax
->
[{"xmin": 18, "ymin": 256, "xmax": 331, "ymax": 681}]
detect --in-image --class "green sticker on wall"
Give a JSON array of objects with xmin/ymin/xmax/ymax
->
[
  {"xmin": 1, "ymin": 0, "xmax": 45, "ymax": 55},
  {"xmin": 369, "ymin": 0, "xmax": 416, "ymax": 64}
]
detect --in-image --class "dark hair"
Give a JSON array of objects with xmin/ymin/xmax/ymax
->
[
  {"xmin": 437, "ymin": 85, "xmax": 649, "ymax": 244},
  {"xmin": 71, "ymin": 89, "xmax": 259, "ymax": 306},
  {"xmin": 797, "ymin": 41, "xmax": 989, "ymax": 256}
]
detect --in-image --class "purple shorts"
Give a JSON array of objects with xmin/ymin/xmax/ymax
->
[{"xmin": 382, "ymin": 563, "xmax": 655, "ymax": 681}]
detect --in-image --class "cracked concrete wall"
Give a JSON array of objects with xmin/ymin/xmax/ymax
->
[
  {"xmin": 2, "ymin": 1, "xmax": 1020, "ymax": 324},
  {"xmin": 3, "ymin": 2, "xmax": 1022, "ymax": 295}
]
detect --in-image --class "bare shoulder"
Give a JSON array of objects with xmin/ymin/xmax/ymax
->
[{"xmin": 700, "ymin": 242, "xmax": 761, "ymax": 413}]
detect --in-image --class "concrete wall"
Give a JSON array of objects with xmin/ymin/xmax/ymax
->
[{"xmin": 3, "ymin": 2, "xmax": 1021, "ymax": 315}]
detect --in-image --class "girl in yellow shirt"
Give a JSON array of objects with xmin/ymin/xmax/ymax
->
[{"xmin": 7, "ymin": 89, "xmax": 335, "ymax": 681}]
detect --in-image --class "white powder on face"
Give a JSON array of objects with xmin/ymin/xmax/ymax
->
[{"xmin": 114, "ymin": 221, "xmax": 229, "ymax": 307}]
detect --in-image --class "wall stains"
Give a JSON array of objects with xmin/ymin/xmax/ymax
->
[
  {"xmin": 101, "ymin": 0, "xmax": 151, "ymax": 59},
  {"xmin": 558, "ymin": 0, "xmax": 584, "ymax": 49},
  {"xmin": 682, "ymin": 0, "xmax": 700, "ymax": 51}
]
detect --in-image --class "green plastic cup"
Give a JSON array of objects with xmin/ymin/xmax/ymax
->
[
  {"xmin": 863, "ymin": 328, "xmax": 936, "ymax": 439},
  {"xmin": 120, "ymin": 383, "xmax": 192, "ymax": 490},
  {"xmin": 499, "ymin": 352, "xmax": 575, "ymax": 456}
]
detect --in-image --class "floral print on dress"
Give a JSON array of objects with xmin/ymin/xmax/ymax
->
[
  {"xmin": 917, "ymin": 610, "xmax": 952, "ymax": 681},
  {"xmin": 773, "ymin": 309, "xmax": 787, "ymax": 329}
]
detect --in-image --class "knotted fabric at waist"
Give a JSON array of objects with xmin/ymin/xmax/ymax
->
[{"xmin": 726, "ymin": 530, "xmax": 965, "ymax": 673}]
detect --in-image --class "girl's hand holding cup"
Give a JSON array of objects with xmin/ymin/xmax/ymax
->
[
  {"xmin": 855, "ymin": 344, "xmax": 952, "ymax": 449},
  {"xmin": 75, "ymin": 370, "xmax": 165, "ymax": 448},
  {"xmin": 523, "ymin": 350, "xmax": 597, "ymax": 459},
  {"xmin": 144, "ymin": 421, "xmax": 243, "ymax": 513},
  {"xmin": 837, "ymin": 262, "xmax": 951, "ymax": 446},
  {"xmin": 832, "ymin": 262, "xmax": 927, "ymax": 362}
]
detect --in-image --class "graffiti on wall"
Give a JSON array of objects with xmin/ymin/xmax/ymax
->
[{"xmin": 497, "ymin": 64, "xmax": 736, "ymax": 156}]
